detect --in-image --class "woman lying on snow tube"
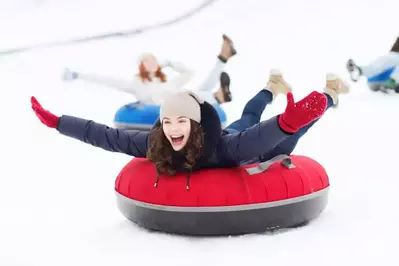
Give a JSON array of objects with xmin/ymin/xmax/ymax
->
[
  {"xmin": 112, "ymin": 73, "xmax": 229, "ymax": 131},
  {"xmin": 346, "ymin": 36, "xmax": 399, "ymax": 93},
  {"xmin": 31, "ymin": 69, "xmax": 350, "ymax": 236},
  {"xmin": 62, "ymin": 34, "xmax": 235, "ymax": 130}
]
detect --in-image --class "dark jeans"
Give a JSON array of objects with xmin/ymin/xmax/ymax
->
[{"xmin": 225, "ymin": 89, "xmax": 334, "ymax": 161}]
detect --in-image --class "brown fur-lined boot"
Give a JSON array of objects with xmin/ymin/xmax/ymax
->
[
  {"xmin": 214, "ymin": 72, "xmax": 232, "ymax": 104},
  {"xmin": 324, "ymin": 74, "xmax": 350, "ymax": 106},
  {"xmin": 218, "ymin": 34, "xmax": 237, "ymax": 63},
  {"xmin": 265, "ymin": 69, "xmax": 292, "ymax": 99}
]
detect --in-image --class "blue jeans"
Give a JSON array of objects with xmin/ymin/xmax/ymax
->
[
  {"xmin": 225, "ymin": 90, "xmax": 274, "ymax": 133},
  {"xmin": 225, "ymin": 89, "xmax": 334, "ymax": 161}
]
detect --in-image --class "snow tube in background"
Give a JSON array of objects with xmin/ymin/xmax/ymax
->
[
  {"xmin": 367, "ymin": 67, "xmax": 396, "ymax": 91},
  {"xmin": 114, "ymin": 155, "xmax": 329, "ymax": 236},
  {"xmin": 113, "ymin": 102, "xmax": 228, "ymax": 131},
  {"xmin": 114, "ymin": 103, "xmax": 161, "ymax": 130},
  {"xmin": 367, "ymin": 67, "xmax": 395, "ymax": 83}
]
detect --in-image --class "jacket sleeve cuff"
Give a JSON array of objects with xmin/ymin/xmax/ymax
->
[{"xmin": 277, "ymin": 115, "xmax": 295, "ymax": 135}]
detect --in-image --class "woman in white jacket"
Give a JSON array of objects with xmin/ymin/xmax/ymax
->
[
  {"xmin": 62, "ymin": 34, "xmax": 236, "ymax": 105},
  {"xmin": 347, "ymin": 36, "xmax": 399, "ymax": 92}
]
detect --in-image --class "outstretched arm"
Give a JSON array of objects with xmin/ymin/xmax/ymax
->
[
  {"xmin": 218, "ymin": 91, "xmax": 328, "ymax": 164},
  {"xmin": 218, "ymin": 117, "xmax": 290, "ymax": 163},
  {"xmin": 148, "ymin": 60, "xmax": 196, "ymax": 104},
  {"xmin": 63, "ymin": 68, "xmax": 150, "ymax": 97},
  {"xmin": 166, "ymin": 61, "xmax": 195, "ymax": 89},
  {"xmin": 74, "ymin": 72, "xmax": 144, "ymax": 95},
  {"xmin": 31, "ymin": 96, "xmax": 149, "ymax": 158},
  {"xmin": 57, "ymin": 115, "xmax": 149, "ymax": 157}
]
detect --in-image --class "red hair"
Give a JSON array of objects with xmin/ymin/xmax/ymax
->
[{"xmin": 137, "ymin": 63, "xmax": 167, "ymax": 83}]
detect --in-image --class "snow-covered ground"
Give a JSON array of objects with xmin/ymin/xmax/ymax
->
[
  {"xmin": 0, "ymin": 0, "xmax": 212, "ymax": 50},
  {"xmin": 1, "ymin": 0, "xmax": 399, "ymax": 265}
]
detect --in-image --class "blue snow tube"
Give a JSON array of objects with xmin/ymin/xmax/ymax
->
[
  {"xmin": 212, "ymin": 104, "xmax": 227, "ymax": 126},
  {"xmin": 367, "ymin": 67, "xmax": 396, "ymax": 91},
  {"xmin": 367, "ymin": 67, "xmax": 395, "ymax": 83},
  {"xmin": 114, "ymin": 102, "xmax": 227, "ymax": 131}
]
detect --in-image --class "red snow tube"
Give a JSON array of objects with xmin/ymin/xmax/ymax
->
[{"xmin": 115, "ymin": 155, "xmax": 329, "ymax": 236}]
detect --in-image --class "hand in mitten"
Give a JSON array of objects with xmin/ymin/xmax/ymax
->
[
  {"xmin": 159, "ymin": 59, "xmax": 172, "ymax": 68},
  {"xmin": 31, "ymin": 96, "xmax": 60, "ymax": 128},
  {"xmin": 278, "ymin": 91, "xmax": 327, "ymax": 134},
  {"xmin": 62, "ymin": 68, "xmax": 78, "ymax": 81}
]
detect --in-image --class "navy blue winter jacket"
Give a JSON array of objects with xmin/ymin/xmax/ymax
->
[{"xmin": 56, "ymin": 101, "xmax": 290, "ymax": 170}]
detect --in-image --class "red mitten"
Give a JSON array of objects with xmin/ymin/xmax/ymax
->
[
  {"xmin": 31, "ymin": 96, "xmax": 60, "ymax": 128},
  {"xmin": 278, "ymin": 91, "xmax": 327, "ymax": 133}
]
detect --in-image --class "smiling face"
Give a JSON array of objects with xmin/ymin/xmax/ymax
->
[{"xmin": 162, "ymin": 116, "xmax": 192, "ymax": 151}]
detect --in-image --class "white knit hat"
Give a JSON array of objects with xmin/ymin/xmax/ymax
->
[{"xmin": 159, "ymin": 91, "xmax": 204, "ymax": 123}]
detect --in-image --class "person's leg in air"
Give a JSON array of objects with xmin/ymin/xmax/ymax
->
[
  {"xmin": 260, "ymin": 74, "xmax": 350, "ymax": 161},
  {"xmin": 224, "ymin": 69, "xmax": 292, "ymax": 134}
]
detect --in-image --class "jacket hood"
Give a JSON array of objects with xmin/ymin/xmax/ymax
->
[{"xmin": 197, "ymin": 101, "xmax": 222, "ymax": 161}]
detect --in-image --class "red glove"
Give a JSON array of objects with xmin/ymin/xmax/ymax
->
[
  {"xmin": 278, "ymin": 91, "xmax": 327, "ymax": 133},
  {"xmin": 31, "ymin": 96, "xmax": 60, "ymax": 128}
]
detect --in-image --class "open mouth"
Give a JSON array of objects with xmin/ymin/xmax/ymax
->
[{"xmin": 170, "ymin": 135, "xmax": 184, "ymax": 146}]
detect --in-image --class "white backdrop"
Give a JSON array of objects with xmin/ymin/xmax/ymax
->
[{"xmin": 1, "ymin": 0, "xmax": 399, "ymax": 265}]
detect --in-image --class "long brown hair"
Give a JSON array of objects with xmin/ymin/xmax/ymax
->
[
  {"xmin": 137, "ymin": 62, "xmax": 167, "ymax": 83},
  {"xmin": 146, "ymin": 120, "xmax": 204, "ymax": 176}
]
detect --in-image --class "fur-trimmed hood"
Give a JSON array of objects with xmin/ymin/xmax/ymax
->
[{"xmin": 192, "ymin": 101, "xmax": 223, "ymax": 169}]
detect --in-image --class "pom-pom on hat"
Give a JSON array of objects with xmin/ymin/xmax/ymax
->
[{"xmin": 159, "ymin": 91, "xmax": 204, "ymax": 123}]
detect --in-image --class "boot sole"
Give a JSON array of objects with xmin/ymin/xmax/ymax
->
[
  {"xmin": 220, "ymin": 72, "xmax": 232, "ymax": 102},
  {"xmin": 222, "ymin": 34, "xmax": 237, "ymax": 56}
]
